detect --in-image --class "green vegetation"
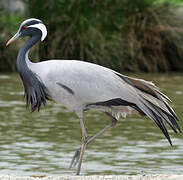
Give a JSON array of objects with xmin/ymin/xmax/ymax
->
[
  {"xmin": 1, "ymin": 0, "xmax": 183, "ymax": 72},
  {"xmin": 0, "ymin": 6, "xmax": 23, "ymax": 72}
]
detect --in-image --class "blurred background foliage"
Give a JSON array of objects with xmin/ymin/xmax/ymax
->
[
  {"xmin": 0, "ymin": 5, "xmax": 22, "ymax": 72},
  {"xmin": 1, "ymin": 0, "xmax": 183, "ymax": 72}
]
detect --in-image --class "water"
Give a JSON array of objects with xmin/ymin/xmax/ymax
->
[{"xmin": 0, "ymin": 73, "xmax": 183, "ymax": 176}]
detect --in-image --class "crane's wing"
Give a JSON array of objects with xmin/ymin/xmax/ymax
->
[{"xmin": 33, "ymin": 60, "xmax": 180, "ymax": 145}]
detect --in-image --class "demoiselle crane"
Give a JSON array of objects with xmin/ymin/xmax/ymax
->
[{"xmin": 6, "ymin": 18, "xmax": 181, "ymax": 175}]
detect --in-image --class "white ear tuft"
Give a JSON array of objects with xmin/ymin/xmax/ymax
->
[{"xmin": 28, "ymin": 23, "xmax": 47, "ymax": 41}]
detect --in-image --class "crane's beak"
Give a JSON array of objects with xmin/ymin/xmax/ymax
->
[{"xmin": 6, "ymin": 32, "xmax": 20, "ymax": 46}]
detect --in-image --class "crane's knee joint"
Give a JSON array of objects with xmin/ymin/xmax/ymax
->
[
  {"xmin": 111, "ymin": 118, "xmax": 117, "ymax": 127},
  {"xmin": 82, "ymin": 135, "xmax": 89, "ymax": 144}
]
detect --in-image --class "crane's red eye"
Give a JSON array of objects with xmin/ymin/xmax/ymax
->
[{"xmin": 23, "ymin": 26, "xmax": 27, "ymax": 30}]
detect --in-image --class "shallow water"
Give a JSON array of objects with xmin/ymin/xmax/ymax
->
[{"xmin": 0, "ymin": 73, "xmax": 183, "ymax": 176}]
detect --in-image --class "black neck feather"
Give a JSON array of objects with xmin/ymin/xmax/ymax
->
[{"xmin": 17, "ymin": 33, "xmax": 49, "ymax": 112}]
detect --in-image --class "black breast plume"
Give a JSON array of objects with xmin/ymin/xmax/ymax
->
[{"xmin": 19, "ymin": 69, "xmax": 49, "ymax": 112}]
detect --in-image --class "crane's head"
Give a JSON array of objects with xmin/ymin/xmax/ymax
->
[{"xmin": 6, "ymin": 18, "xmax": 47, "ymax": 46}]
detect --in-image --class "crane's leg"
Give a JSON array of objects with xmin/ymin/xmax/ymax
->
[
  {"xmin": 76, "ymin": 116, "xmax": 88, "ymax": 175},
  {"xmin": 70, "ymin": 112, "xmax": 117, "ymax": 168}
]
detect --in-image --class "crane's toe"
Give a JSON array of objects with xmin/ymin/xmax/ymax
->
[{"xmin": 69, "ymin": 147, "xmax": 81, "ymax": 168}]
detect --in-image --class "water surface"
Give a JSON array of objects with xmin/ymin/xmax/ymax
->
[{"xmin": 0, "ymin": 73, "xmax": 183, "ymax": 175}]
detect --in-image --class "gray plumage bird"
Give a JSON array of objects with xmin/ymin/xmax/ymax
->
[{"xmin": 6, "ymin": 18, "xmax": 181, "ymax": 175}]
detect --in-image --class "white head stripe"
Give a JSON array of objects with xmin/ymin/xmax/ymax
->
[
  {"xmin": 28, "ymin": 23, "xmax": 47, "ymax": 41},
  {"xmin": 22, "ymin": 18, "xmax": 42, "ymax": 25}
]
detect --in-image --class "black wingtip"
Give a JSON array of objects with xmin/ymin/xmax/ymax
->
[{"xmin": 167, "ymin": 136, "xmax": 173, "ymax": 146}]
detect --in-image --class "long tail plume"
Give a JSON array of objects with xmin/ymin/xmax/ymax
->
[{"xmin": 116, "ymin": 73, "xmax": 181, "ymax": 145}]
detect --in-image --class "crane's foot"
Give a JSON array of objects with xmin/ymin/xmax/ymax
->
[{"xmin": 69, "ymin": 147, "xmax": 81, "ymax": 168}]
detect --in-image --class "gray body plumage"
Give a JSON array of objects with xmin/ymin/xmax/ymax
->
[{"xmin": 29, "ymin": 59, "xmax": 139, "ymax": 112}]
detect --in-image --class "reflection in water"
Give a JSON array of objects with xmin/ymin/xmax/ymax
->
[{"xmin": 0, "ymin": 73, "xmax": 183, "ymax": 175}]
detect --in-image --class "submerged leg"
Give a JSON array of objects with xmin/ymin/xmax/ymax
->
[
  {"xmin": 70, "ymin": 112, "xmax": 117, "ymax": 168},
  {"xmin": 76, "ymin": 116, "xmax": 88, "ymax": 175}
]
